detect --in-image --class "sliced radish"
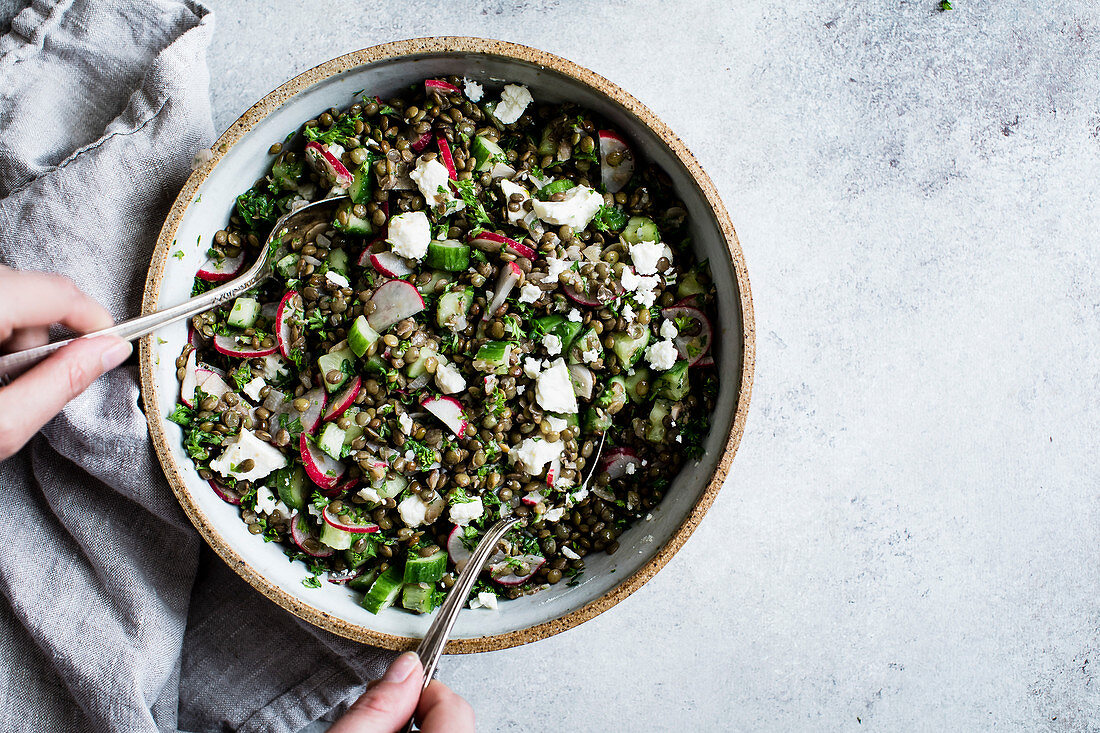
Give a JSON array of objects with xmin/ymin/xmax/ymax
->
[
  {"xmin": 420, "ymin": 394, "xmax": 469, "ymax": 437},
  {"xmin": 180, "ymin": 350, "xmax": 199, "ymax": 407},
  {"xmin": 600, "ymin": 446, "xmax": 641, "ymax": 479},
  {"xmin": 545, "ymin": 456, "xmax": 561, "ymax": 488},
  {"xmin": 563, "ymin": 282, "xmax": 606, "ymax": 308},
  {"xmin": 322, "ymin": 505, "xmax": 380, "ymax": 534},
  {"xmin": 300, "ymin": 432, "xmax": 345, "ymax": 490},
  {"xmin": 410, "ymin": 129, "xmax": 433, "ymax": 152},
  {"xmin": 483, "ymin": 261, "xmax": 522, "ymax": 321},
  {"xmin": 327, "ymin": 569, "xmax": 358, "ymax": 585},
  {"xmin": 672, "ymin": 295, "xmax": 702, "ymax": 309},
  {"xmin": 694, "ymin": 353, "xmax": 715, "ymax": 367},
  {"xmin": 298, "ymin": 387, "xmax": 328, "ymax": 434},
  {"xmin": 436, "ymin": 136, "xmax": 457, "ymax": 180},
  {"xmin": 367, "ymin": 279, "xmax": 425, "ymax": 331},
  {"xmin": 467, "ymin": 230, "xmax": 536, "ymax": 259},
  {"xmin": 521, "ymin": 491, "xmax": 545, "ymax": 507},
  {"xmin": 567, "ymin": 363, "xmax": 595, "ymax": 401},
  {"xmin": 322, "ymin": 377, "xmax": 361, "ymax": 422},
  {"xmin": 304, "ymin": 141, "xmax": 353, "ymax": 188},
  {"xmin": 425, "ymin": 78, "xmax": 460, "ymax": 94},
  {"xmin": 213, "ymin": 333, "xmax": 278, "ymax": 359},
  {"xmin": 489, "ymin": 554, "xmax": 546, "ymax": 586},
  {"xmin": 447, "ymin": 525, "xmax": 474, "ymax": 572},
  {"xmin": 276, "ymin": 291, "xmax": 303, "ymax": 361},
  {"xmin": 209, "ymin": 479, "xmax": 241, "ymax": 505},
  {"xmin": 370, "ymin": 251, "xmax": 413, "ymax": 278},
  {"xmin": 290, "ymin": 512, "xmax": 334, "ymax": 557},
  {"xmin": 660, "ymin": 305, "xmax": 713, "ymax": 366},
  {"xmin": 195, "ymin": 368, "xmax": 231, "ymax": 400},
  {"xmin": 196, "ymin": 252, "xmax": 245, "ymax": 282},
  {"xmin": 598, "ymin": 129, "xmax": 634, "ymax": 194}
]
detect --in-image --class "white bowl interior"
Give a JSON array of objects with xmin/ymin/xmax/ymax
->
[{"xmin": 149, "ymin": 52, "xmax": 745, "ymax": 642}]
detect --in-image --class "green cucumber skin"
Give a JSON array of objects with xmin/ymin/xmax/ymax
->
[
  {"xmin": 425, "ymin": 240, "xmax": 470, "ymax": 271},
  {"xmin": 622, "ymin": 216, "xmax": 661, "ymax": 245},
  {"xmin": 317, "ymin": 423, "xmax": 346, "ymax": 459},
  {"xmin": 568, "ymin": 328, "xmax": 603, "ymax": 365},
  {"xmin": 347, "ymin": 568, "xmax": 378, "ymax": 592},
  {"xmin": 348, "ymin": 315, "xmax": 381, "ymax": 358},
  {"xmin": 472, "ymin": 135, "xmax": 506, "ymax": 170},
  {"xmin": 474, "ymin": 341, "xmax": 511, "ymax": 373},
  {"xmin": 436, "ymin": 287, "xmax": 474, "ymax": 330},
  {"xmin": 349, "ymin": 162, "xmax": 372, "ymax": 204},
  {"xmin": 401, "ymin": 582, "xmax": 440, "ymax": 614},
  {"xmin": 536, "ymin": 315, "xmax": 582, "ymax": 353},
  {"xmin": 403, "ymin": 549, "xmax": 447, "ymax": 584},
  {"xmin": 273, "ymin": 466, "xmax": 308, "ymax": 510},
  {"xmin": 654, "ymin": 360, "xmax": 691, "ymax": 401},
  {"xmin": 227, "ymin": 297, "xmax": 260, "ymax": 329},
  {"xmin": 362, "ymin": 566, "xmax": 404, "ymax": 614},
  {"xmin": 320, "ymin": 522, "xmax": 353, "ymax": 551}
]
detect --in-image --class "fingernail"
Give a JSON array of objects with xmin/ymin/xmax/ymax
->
[
  {"xmin": 383, "ymin": 652, "xmax": 420, "ymax": 683},
  {"xmin": 100, "ymin": 339, "xmax": 133, "ymax": 371}
]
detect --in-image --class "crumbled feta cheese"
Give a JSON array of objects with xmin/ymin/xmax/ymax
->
[
  {"xmin": 494, "ymin": 84, "xmax": 533, "ymax": 124},
  {"xmin": 567, "ymin": 487, "xmax": 588, "ymax": 506},
  {"xmin": 625, "ymin": 462, "xmax": 636, "ymax": 475},
  {"xmin": 518, "ymin": 282, "xmax": 541, "ymax": 303},
  {"xmin": 545, "ymin": 416, "xmax": 568, "ymax": 432},
  {"xmin": 536, "ymin": 359, "xmax": 579, "ymax": 413},
  {"xmin": 484, "ymin": 374, "xmax": 498, "ymax": 394},
  {"xmin": 634, "ymin": 287, "xmax": 658, "ymax": 308},
  {"xmin": 561, "ymin": 546, "xmax": 581, "ymax": 560},
  {"xmin": 260, "ymin": 354, "xmax": 289, "ymax": 380},
  {"xmin": 621, "ymin": 303, "xmax": 636, "ymax": 322},
  {"xmin": 675, "ymin": 434, "xmax": 683, "ymax": 443},
  {"xmin": 511, "ymin": 437, "xmax": 565, "ymax": 475},
  {"xmin": 645, "ymin": 339, "xmax": 678, "ymax": 371},
  {"xmin": 523, "ymin": 357, "xmax": 542, "ymax": 380},
  {"xmin": 326, "ymin": 270, "xmax": 350, "ymax": 289},
  {"xmin": 564, "ymin": 244, "xmax": 583, "ymax": 261},
  {"xmin": 357, "ymin": 486, "xmax": 382, "ymax": 503},
  {"xmin": 628, "ymin": 240, "xmax": 665, "ymax": 276},
  {"xmin": 581, "ymin": 348, "xmax": 599, "ymax": 364},
  {"xmin": 498, "ymin": 179, "xmax": 530, "ymax": 225},
  {"xmin": 530, "ymin": 185, "xmax": 604, "ymax": 229},
  {"xmin": 566, "ymin": 308, "xmax": 582, "ymax": 323},
  {"xmin": 387, "ymin": 211, "xmax": 431, "ymax": 259},
  {"xmin": 242, "ymin": 376, "xmax": 266, "ymax": 402},
  {"xmin": 660, "ymin": 319, "xmax": 679, "ymax": 340},
  {"xmin": 543, "ymin": 507, "xmax": 566, "ymax": 522},
  {"xmin": 463, "ymin": 77, "xmax": 484, "ymax": 102},
  {"xmin": 449, "ymin": 497, "xmax": 484, "ymax": 526},
  {"xmin": 435, "ymin": 361, "xmax": 467, "ymax": 394},
  {"xmin": 541, "ymin": 257, "xmax": 572, "ymax": 285},
  {"xmin": 620, "ymin": 268, "xmax": 660, "ymax": 308},
  {"xmin": 307, "ymin": 503, "xmax": 323, "ymax": 518},
  {"xmin": 398, "ymin": 411, "xmax": 414, "ymax": 435},
  {"xmin": 542, "ymin": 332, "xmax": 562, "ymax": 356},
  {"xmin": 397, "ymin": 495, "xmax": 429, "ymax": 527},
  {"xmin": 470, "ymin": 591, "xmax": 498, "ymax": 610},
  {"xmin": 209, "ymin": 429, "xmax": 288, "ymax": 483},
  {"xmin": 410, "ymin": 157, "xmax": 462, "ymax": 211},
  {"xmin": 515, "ymin": 384, "xmax": 526, "ymax": 395},
  {"xmin": 255, "ymin": 485, "xmax": 278, "ymax": 514}
]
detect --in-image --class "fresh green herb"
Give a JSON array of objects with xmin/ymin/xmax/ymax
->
[
  {"xmin": 191, "ymin": 277, "xmax": 214, "ymax": 297},
  {"xmin": 303, "ymin": 111, "xmax": 362, "ymax": 145},
  {"xmin": 288, "ymin": 347, "xmax": 304, "ymax": 369},
  {"xmin": 184, "ymin": 427, "xmax": 223, "ymax": 461},
  {"xmin": 277, "ymin": 412, "xmax": 304, "ymax": 440},
  {"xmin": 311, "ymin": 491, "xmax": 331, "ymax": 510},
  {"xmin": 573, "ymin": 146, "xmax": 599, "ymax": 163},
  {"xmin": 302, "ymin": 575, "xmax": 322, "ymax": 589},
  {"xmin": 402, "ymin": 438, "xmax": 436, "ymax": 467},
  {"xmin": 938, "ymin": 0, "xmax": 952, "ymax": 9},
  {"xmin": 377, "ymin": 104, "xmax": 397, "ymax": 116},
  {"xmin": 172, "ymin": 250, "xmax": 185, "ymax": 260},
  {"xmin": 305, "ymin": 309, "xmax": 328, "ymax": 333},
  {"xmin": 168, "ymin": 403, "xmax": 194, "ymax": 427},
  {"xmin": 471, "ymin": 248, "xmax": 488, "ymax": 264},
  {"xmin": 593, "ymin": 204, "xmax": 628, "ymax": 233},
  {"xmin": 230, "ymin": 363, "xmax": 252, "ymax": 391},
  {"xmin": 450, "ymin": 486, "xmax": 475, "ymax": 504},
  {"xmin": 449, "ymin": 179, "xmax": 492, "ymax": 227},
  {"xmin": 235, "ymin": 187, "xmax": 278, "ymax": 229}
]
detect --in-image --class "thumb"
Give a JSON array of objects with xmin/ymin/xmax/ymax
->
[{"xmin": 328, "ymin": 652, "xmax": 424, "ymax": 733}]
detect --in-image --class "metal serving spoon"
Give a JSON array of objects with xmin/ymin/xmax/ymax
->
[
  {"xmin": 0, "ymin": 196, "xmax": 348, "ymax": 386},
  {"xmin": 400, "ymin": 434, "xmax": 605, "ymax": 731}
]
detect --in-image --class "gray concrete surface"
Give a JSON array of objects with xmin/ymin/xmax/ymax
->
[{"xmin": 201, "ymin": 1, "xmax": 1100, "ymax": 730}]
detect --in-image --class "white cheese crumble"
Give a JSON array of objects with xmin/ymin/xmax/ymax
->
[
  {"xmin": 255, "ymin": 486, "xmax": 283, "ymax": 515},
  {"xmin": 242, "ymin": 376, "xmax": 266, "ymax": 402},
  {"xmin": 620, "ymin": 268, "xmax": 660, "ymax": 308},
  {"xmin": 449, "ymin": 497, "xmax": 484, "ymax": 526},
  {"xmin": 435, "ymin": 361, "xmax": 467, "ymax": 394},
  {"xmin": 625, "ymin": 461, "xmax": 636, "ymax": 475},
  {"xmin": 545, "ymin": 415, "xmax": 568, "ymax": 432},
  {"xmin": 566, "ymin": 308, "xmax": 582, "ymax": 322},
  {"xmin": 581, "ymin": 348, "xmax": 599, "ymax": 364},
  {"xmin": 357, "ymin": 486, "xmax": 382, "ymax": 503},
  {"xmin": 645, "ymin": 339, "xmax": 679, "ymax": 371},
  {"xmin": 518, "ymin": 282, "xmax": 541, "ymax": 303},
  {"xmin": 628, "ymin": 240, "xmax": 665, "ymax": 276},
  {"xmin": 561, "ymin": 546, "xmax": 581, "ymax": 560},
  {"xmin": 511, "ymin": 437, "xmax": 565, "ymax": 475},
  {"xmin": 397, "ymin": 495, "xmax": 429, "ymax": 527},
  {"xmin": 484, "ymin": 374, "xmax": 498, "ymax": 394},
  {"xmin": 523, "ymin": 357, "xmax": 543, "ymax": 380},
  {"xmin": 410, "ymin": 156, "xmax": 462, "ymax": 211},
  {"xmin": 494, "ymin": 83, "xmax": 533, "ymax": 124},
  {"xmin": 398, "ymin": 411, "xmax": 414, "ymax": 435},
  {"xmin": 498, "ymin": 178, "xmax": 530, "ymax": 225},
  {"xmin": 535, "ymin": 358, "xmax": 578, "ymax": 413},
  {"xmin": 387, "ymin": 211, "xmax": 431, "ymax": 259},
  {"xmin": 530, "ymin": 185, "xmax": 604, "ymax": 229},
  {"xmin": 541, "ymin": 257, "xmax": 572, "ymax": 285},
  {"xmin": 543, "ymin": 507, "xmax": 566, "ymax": 523},
  {"xmin": 469, "ymin": 591, "xmax": 498, "ymax": 610},
  {"xmin": 209, "ymin": 429, "xmax": 288, "ymax": 483},
  {"xmin": 542, "ymin": 332, "xmax": 562, "ymax": 356},
  {"xmin": 621, "ymin": 303, "xmax": 636, "ymax": 322},
  {"xmin": 260, "ymin": 354, "xmax": 289, "ymax": 381},
  {"xmin": 660, "ymin": 319, "xmax": 679, "ymax": 340},
  {"xmin": 325, "ymin": 270, "xmax": 350, "ymax": 289},
  {"xmin": 463, "ymin": 77, "xmax": 484, "ymax": 102}
]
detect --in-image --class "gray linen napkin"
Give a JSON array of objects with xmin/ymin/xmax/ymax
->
[{"xmin": 0, "ymin": 2, "xmax": 391, "ymax": 731}]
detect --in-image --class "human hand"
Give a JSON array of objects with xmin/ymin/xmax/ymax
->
[
  {"xmin": 0, "ymin": 267, "xmax": 131, "ymax": 460},
  {"xmin": 327, "ymin": 652, "xmax": 475, "ymax": 733}
]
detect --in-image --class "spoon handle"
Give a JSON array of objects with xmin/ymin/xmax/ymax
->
[
  {"xmin": 399, "ymin": 516, "xmax": 522, "ymax": 732},
  {"xmin": 0, "ymin": 270, "xmax": 268, "ymax": 386}
]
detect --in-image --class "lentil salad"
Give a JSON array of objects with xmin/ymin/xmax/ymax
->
[{"xmin": 170, "ymin": 77, "xmax": 719, "ymax": 615}]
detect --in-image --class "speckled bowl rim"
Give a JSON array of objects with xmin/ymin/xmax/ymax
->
[{"xmin": 139, "ymin": 36, "xmax": 755, "ymax": 654}]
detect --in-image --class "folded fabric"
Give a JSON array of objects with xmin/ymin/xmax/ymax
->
[{"xmin": 0, "ymin": 2, "xmax": 391, "ymax": 731}]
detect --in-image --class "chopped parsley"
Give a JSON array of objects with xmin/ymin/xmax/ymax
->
[
  {"xmin": 229, "ymin": 363, "xmax": 252, "ymax": 391},
  {"xmin": 172, "ymin": 250, "xmax": 185, "ymax": 260},
  {"xmin": 449, "ymin": 179, "xmax": 492, "ymax": 227},
  {"xmin": 302, "ymin": 575, "xmax": 322, "ymax": 589},
  {"xmin": 303, "ymin": 111, "xmax": 362, "ymax": 146},
  {"xmin": 593, "ymin": 204, "xmax": 628, "ymax": 233},
  {"xmin": 235, "ymin": 187, "xmax": 278, "ymax": 229},
  {"xmin": 167, "ymin": 403, "xmax": 194, "ymax": 427}
]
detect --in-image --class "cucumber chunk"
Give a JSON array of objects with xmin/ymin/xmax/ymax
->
[
  {"xmin": 344, "ymin": 540, "xmax": 376, "ymax": 570},
  {"xmin": 645, "ymin": 399, "xmax": 671, "ymax": 442},
  {"xmin": 227, "ymin": 297, "xmax": 260, "ymax": 329},
  {"xmin": 436, "ymin": 286, "xmax": 474, "ymax": 330},
  {"xmin": 677, "ymin": 262, "xmax": 709, "ymax": 299},
  {"xmin": 320, "ymin": 522, "xmax": 353, "ymax": 550},
  {"xmin": 406, "ymin": 347, "xmax": 440, "ymax": 379},
  {"xmin": 376, "ymin": 474, "xmax": 407, "ymax": 499},
  {"xmin": 471, "ymin": 135, "xmax": 506, "ymax": 171},
  {"xmin": 585, "ymin": 378, "xmax": 627, "ymax": 434},
  {"xmin": 535, "ymin": 179, "xmax": 576, "ymax": 201},
  {"xmin": 272, "ymin": 465, "xmax": 308, "ymax": 510},
  {"xmin": 403, "ymin": 548, "xmax": 448, "ymax": 584},
  {"xmin": 347, "ymin": 568, "xmax": 378, "ymax": 592},
  {"xmin": 348, "ymin": 315, "xmax": 381, "ymax": 358},
  {"xmin": 328, "ymin": 247, "xmax": 349, "ymax": 275},
  {"xmin": 425, "ymin": 239, "xmax": 470, "ymax": 271},
  {"xmin": 623, "ymin": 366, "xmax": 653, "ymax": 403},
  {"xmin": 275, "ymin": 254, "xmax": 300, "ymax": 278},
  {"xmin": 610, "ymin": 329, "xmax": 650, "ymax": 368},
  {"xmin": 348, "ymin": 161, "xmax": 373, "ymax": 204},
  {"xmin": 317, "ymin": 345, "xmax": 355, "ymax": 393},
  {"xmin": 568, "ymin": 328, "xmax": 603, "ymax": 365},
  {"xmin": 317, "ymin": 423, "xmax": 346, "ymax": 459},
  {"xmin": 362, "ymin": 566, "xmax": 404, "ymax": 614},
  {"xmin": 271, "ymin": 159, "xmax": 304, "ymax": 191},
  {"xmin": 333, "ymin": 201, "xmax": 373, "ymax": 236},
  {"xmin": 622, "ymin": 216, "xmax": 660, "ymax": 244},
  {"xmin": 473, "ymin": 341, "xmax": 512, "ymax": 373},
  {"xmin": 402, "ymin": 582, "xmax": 442, "ymax": 614},
  {"xmin": 535, "ymin": 315, "xmax": 582, "ymax": 353},
  {"xmin": 653, "ymin": 360, "xmax": 690, "ymax": 400}
]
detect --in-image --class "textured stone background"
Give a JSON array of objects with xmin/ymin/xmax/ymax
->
[{"xmin": 205, "ymin": 1, "xmax": 1100, "ymax": 730}]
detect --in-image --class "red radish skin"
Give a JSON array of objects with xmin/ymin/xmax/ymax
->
[
  {"xmin": 420, "ymin": 395, "xmax": 469, "ymax": 437},
  {"xmin": 369, "ymin": 251, "xmax": 413, "ymax": 278},
  {"xmin": 195, "ymin": 368, "xmax": 231, "ymax": 400},
  {"xmin": 208, "ymin": 479, "xmax": 241, "ymax": 505},
  {"xmin": 546, "ymin": 456, "xmax": 561, "ymax": 488},
  {"xmin": 521, "ymin": 491, "xmax": 545, "ymax": 507},
  {"xmin": 304, "ymin": 141, "xmax": 353, "ymax": 188},
  {"xmin": 290, "ymin": 512, "xmax": 334, "ymax": 558},
  {"xmin": 660, "ymin": 305, "xmax": 713, "ymax": 366},
  {"xmin": 489, "ymin": 554, "xmax": 546, "ymax": 586},
  {"xmin": 484, "ymin": 261, "xmax": 522, "ymax": 320},
  {"xmin": 367, "ymin": 280, "xmax": 425, "ymax": 331},
  {"xmin": 425, "ymin": 79, "xmax": 460, "ymax": 94},
  {"xmin": 600, "ymin": 446, "xmax": 642, "ymax": 479},
  {"xmin": 196, "ymin": 252, "xmax": 245, "ymax": 282},
  {"xmin": 598, "ymin": 129, "xmax": 634, "ymax": 194},
  {"xmin": 213, "ymin": 333, "xmax": 278, "ymax": 359},
  {"xmin": 322, "ymin": 505, "xmax": 380, "ymax": 534},
  {"xmin": 322, "ymin": 377, "xmax": 361, "ymax": 422},
  {"xmin": 410, "ymin": 130, "xmax": 432, "ymax": 152},
  {"xmin": 298, "ymin": 387, "xmax": 328, "ymax": 434},
  {"xmin": 447, "ymin": 525, "xmax": 474, "ymax": 572},
  {"xmin": 436, "ymin": 136, "xmax": 457, "ymax": 179},
  {"xmin": 317, "ymin": 475, "xmax": 357, "ymax": 499},
  {"xmin": 467, "ymin": 230, "xmax": 536, "ymax": 260},
  {"xmin": 299, "ymin": 433, "xmax": 345, "ymax": 490},
  {"xmin": 563, "ymin": 283, "xmax": 604, "ymax": 308},
  {"xmin": 276, "ymin": 291, "xmax": 302, "ymax": 360}
]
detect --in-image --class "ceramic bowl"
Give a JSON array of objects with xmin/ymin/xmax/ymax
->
[{"xmin": 139, "ymin": 37, "xmax": 754, "ymax": 652}]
